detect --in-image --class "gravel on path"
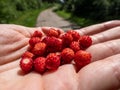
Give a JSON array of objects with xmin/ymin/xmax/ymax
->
[{"xmin": 36, "ymin": 8, "xmax": 80, "ymax": 31}]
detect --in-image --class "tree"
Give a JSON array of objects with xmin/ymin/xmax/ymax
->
[{"xmin": 59, "ymin": 0, "xmax": 120, "ymax": 21}]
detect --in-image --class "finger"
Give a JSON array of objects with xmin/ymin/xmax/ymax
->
[
  {"xmin": 42, "ymin": 64, "xmax": 78, "ymax": 90},
  {"xmin": 0, "ymin": 59, "xmax": 19, "ymax": 73},
  {"xmin": 3, "ymin": 24, "xmax": 46, "ymax": 38},
  {"xmin": 41, "ymin": 27, "xmax": 64, "ymax": 35},
  {"xmin": 75, "ymin": 20, "xmax": 120, "ymax": 35},
  {"xmin": 91, "ymin": 26, "xmax": 120, "ymax": 44},
  {"xmin": 86, "ymin": 39, "xmax": 120, "ymax": 62},
  {"xmin": 26, "ymin": 26, "xmax": 64, "ymax": 38},
  {"xmin": 0, "ymin": 39, "xmax": 29, "ymax": 65},
  {"xmin": 78, "ymin": 54, "xmax": 120, "ymax": 90},
  {"xmin": 0, "ymin": 24, "xmax": 35, "ymax": 38}
]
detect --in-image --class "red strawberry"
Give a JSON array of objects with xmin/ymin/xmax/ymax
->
[
  {"xmin": 70, "ymin": 41, "xmax": 80, "ymax": 52},
  {"xmin": 60, "ymin": 33, "xmax": 73, "ymax": 47},
  {"xmin": 34, "ymin": 57, "xmax": 46, "ymax": 74},
  {"xmin": 42, "ymin": 36, "xmax": 62, "ymax": 52},
  {"xmin": 29, "ymin": 37, "xmax": 41, "ymax": 46},
  {"xmin": 79, "ymin": 36, "xmax": 92, "ymax": 49},
  {"xmin": 22, "ymin": 51, "xmax": 34, "ymax": 58},
  {"xmin": 74, "ymin": 50, "xmax": 91, "ymax": 71},
  {"xmin": 32, "ymin": 42, "xmax": 46, "ymax": 56},
  {"xmin": 67, "ymin": 30, "xmax": 80, "ymax": 41},
  {"xmin": 20, "ymin": 29, "xmax": 93, "ymax": 74},
  {"xmin": 61, "ymin": 48, "xmax": 74, "ymax": 64},
  {"xmin": 32, "ymin": 30, "xmax": 42, "ymax": 38},
  {"xmin": 46, "ymin": 53, "xmax": 60, "ymax": 70},
  {"xmin": 27, "ymin": 46, "xmax": 33, "ymax": 52},
  {"xmin": 47, "ymin": 28, "xmax": 60, "ymax": 37},
  {"xmin": 20, "ymin": 58, "xmax": 33, "ymax": 73}
]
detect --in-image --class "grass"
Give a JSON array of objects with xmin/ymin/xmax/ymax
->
[
  {"xmin": 9, "ymin": 2, "xmax": 54, "ymax": 27},
  {"xmin": 9, "ymin": 8, "xmax": 45, "ymax": 27},
  {"xmin": 70, "ymin": 16, "xmax": 97, "ymax": 27},
  {"xmin": 55, "ymin": 10, "xmax": 71, "ymax": 19},
  {"xmin": 55, "ymin": 10, "xmax": 98, "ymax": 27}
]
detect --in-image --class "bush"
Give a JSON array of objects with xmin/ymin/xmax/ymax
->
[
  {"xmin": 58, "ymin": 0, "xmax": 120, "ymax": 21},
  {"xmin": 0, "ymin": 0, "xmax": 41, "ymax": 24}
]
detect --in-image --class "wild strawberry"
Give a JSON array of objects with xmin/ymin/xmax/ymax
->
[
  {"xmin": 61, "ymin": 48, "xmax": 74, "ymax": 64},
  {"xmin": 75, "ymin": 63, "xmax": 84, "ymax": 72},
  {"xmin": 32, "ymin": 30, "xmax": 42, "ymax": 38},
  {"xmin": 20, "ymin": 58, "xmax": 33, "ymax": 73},
  {"xmin": 79, "ymin": 36, "xmax": 92, "ymax": 49},
  {"xmin": 43, "ymin": 37, "xmax": 62, "ymax": 52},
  {"xmin": 27, "ymin": 46, "xmax": 33, "ymax": 52},
  {"xmin": 34, "ymin": 57, "xmax": 46, "ymax": 74},
  {"xmin": 74, "ymin": 50, "xmax": 91, "ymax": 71},
  {"xmin": 47, "ymin": 28, "xmax": 60, "ymax": 37},
  {"xmin": 22, "ymin": 51, "xmax": 34, "ymax": 58},
  {"xmin": 46, "ymin": 53, "xmax": 60, "ymax": 70},
  {"xmin": 20, "ymin": 29, "xmax": 93, "ymax": 74},
  {"xmin": 29, "ymin": 37, "xmax": 41, "ymax": 46},
  {"xmin": 70, "ymin": 41, "xmax": 80, "ymax": 52},
  {"xmin": 60, "ymin": 33, "xmax": 73, "ymax": 47},
  {"xmin": 67, "ymin": 30, "xmax": 80, "ymax": 41},
  {"xmin": 32, "ymin": 42, "xmax": 46, "ymax": 56}
]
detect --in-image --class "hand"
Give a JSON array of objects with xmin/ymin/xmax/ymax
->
[
  {"xmin": 0, "ymin": 20, "xmax": 120, "ymax": 90},
  {"xmin": 76, "ymin": 20, "xmax": 120, "ymax": 90}
]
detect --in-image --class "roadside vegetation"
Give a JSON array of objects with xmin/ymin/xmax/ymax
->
[
  {"xmin": 0, "ymin": 0, "xmax": 52, "ymax": 27},
  {"xmin": 0, "ymin": 0, "xmax": 119, "ymax": 27},
  {"xmin": 54, "ymin": 0, "xmax": 120, "ymax": 27}
]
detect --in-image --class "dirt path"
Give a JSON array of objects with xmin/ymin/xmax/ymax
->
[{"xmin": 36, "ymin": 8, "xmax": 80, "ymax": 31}]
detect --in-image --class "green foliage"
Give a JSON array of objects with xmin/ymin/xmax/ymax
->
[
  {"xmin": 108, "ymin": 0, "xmax": 120, "ymax": 19},
  {"xmin": 0, "ymin": 0, "xmax": 16, "ymax": 23},
  {"xmin": 9, "ymin": 9, "xmax": 44, "ymax": 27},
  {"xmin": 55, "ymin": 10, "xmax": 71, "ymax": 19},
  {"xmin": 58, "ymin": 0, "xmax": 120, "ymax": 21},
  {"xmin": 42, "ymin": 0, "xmax": 57, "ymax": 3},
  {"xmin": 55, "ymin": 9, "xmax": 97, "ymax": 27},
  {"xmin": 0, "ymin": 0, "xmax": 42, "ymax": 24},
  {"xmin": 0, "ymin": 0, "xmax": 54, "ymax": 26}
]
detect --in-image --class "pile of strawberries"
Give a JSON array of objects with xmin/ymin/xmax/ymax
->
[{"xmin": 20, "ymin": 28, "xmax": 92, "ymax": 74}]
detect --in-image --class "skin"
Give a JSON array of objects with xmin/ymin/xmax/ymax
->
[{"xmin": 0, "ymin": 20, "xmax": 120, "ymax": 90}]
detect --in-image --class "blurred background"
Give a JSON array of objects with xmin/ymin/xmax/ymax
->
[{"xmin": 0, "ymin": 0, "xmax": 120, "ymax": 27}]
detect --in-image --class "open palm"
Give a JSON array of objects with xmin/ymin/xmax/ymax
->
[{"xmin": 0, "ymin": 20, "xmax": 120, "ymax": 90}]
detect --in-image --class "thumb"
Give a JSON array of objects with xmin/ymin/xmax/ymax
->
[{"xmin": 78, "ymin": 54, "xmax": 120, "ymax": 90}]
